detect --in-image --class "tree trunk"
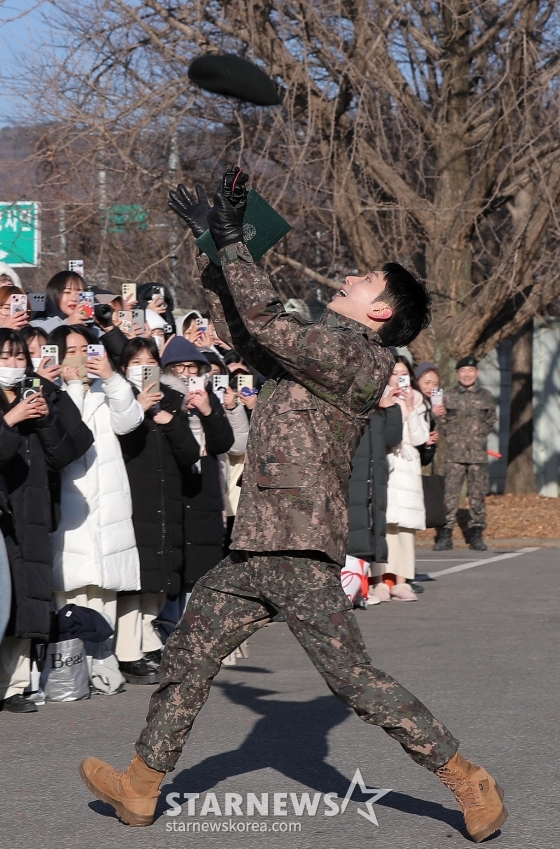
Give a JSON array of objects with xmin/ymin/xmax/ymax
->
[{"xmin": 505, "ymin": 321, "xmax": 536, "ymax": 493}]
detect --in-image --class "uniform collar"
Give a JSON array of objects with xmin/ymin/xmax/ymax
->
[
  {"xmin": 321, "ymin": 308, "xmax": 384, "ymax": 345},
  {"xmin": 457, "ymin": 382, "xmax": 479, "ymax": 393}
]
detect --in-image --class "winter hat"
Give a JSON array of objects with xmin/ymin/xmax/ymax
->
[
  {"xmin": 145, "ymin": 309, "xmax": 166, "ymax": 331},
  {"xmin": 161, "ymin": 336, "xmax": 210, "ymax": 369},
  {"xmin": 0, "ymin": 261, "xmax": 21, "ymax": 288},
  {"xmin": 175, "ymin": 310, "xmax": 202, "ymax": 337},
  {"xmin": 414, "ymin": 361, "xmax": 440, "ymax": 381}
]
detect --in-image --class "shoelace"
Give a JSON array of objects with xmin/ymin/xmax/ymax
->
[{"xmin": 437, "ymin": 766, "xmax": 479, "ymax": 811}]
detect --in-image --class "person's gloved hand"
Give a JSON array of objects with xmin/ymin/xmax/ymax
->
[
  {"xmin": 207, "ymin": 167, "xmax": 249, "ymax": 251},
  {"xmin": 168, "ymin": 183, "xmax": 210, "ymax": 237}
]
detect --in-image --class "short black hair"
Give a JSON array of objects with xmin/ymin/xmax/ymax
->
[
  {"xmin": 48, "ymin": 324, "xmax": 97, "ymax": 361},
  {"xmin": 45, "ymin": 270, "xmax": 84, "ymax": 309},
  {"xmin": 375, "ymin": 263, "xmax": 431, "ymax": 347},
  {"xmin": 120, "ymin": 337, "xmax": 161, "ymax": 372}
]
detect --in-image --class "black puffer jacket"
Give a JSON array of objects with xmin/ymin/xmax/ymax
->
[
  {"xmin": 162, "ymin": 376, "xmax": 234, "ymax": 588},
  {"xmin": 347, "ymin": 405, "xmax": 403, "ymax": 564},
  {"xmin": 0, "ymin": 399, "xmax": 77, "ymax": 640},
  {"xmin": 118, "ymin": 384, "xmax": 200, "ymax": 595}
]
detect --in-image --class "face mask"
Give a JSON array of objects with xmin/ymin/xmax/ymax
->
[
  {"xmin": 126, "ymin": 366, "xmax": 143, "ymax": 392},
  {"xmin": 0, "ymin": 366, "xmax": 26, "ymax": 390},
  {"xmin": 153, "ymin": 335, "xmax": 163, "ymax": 351},
  {"xmin": 62, "ymin": 355, "xmax": 90, "ymax": 389},
  {"xmin": 31, "ymin": 357, "xmax": 42, "ymax": 370}
]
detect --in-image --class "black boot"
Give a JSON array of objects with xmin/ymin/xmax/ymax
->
[
  {"xmin": 119, "ymin": 658, "xmax": 159, "ymax": 685},
  {"xmin": 469, "ymin": 528, "xmax": 488, "ymax": 551},
  {"xmin": 433, "ymin": 528, "xmax": 453, "ymax": 551},
  {"xmin": 143, "ymin": 649, "xmax": 163, "ymax": 667}
]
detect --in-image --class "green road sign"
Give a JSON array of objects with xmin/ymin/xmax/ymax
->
[
  {"xmin": 102, "ymin": 204, "xmax": 148, "ymax": 233},
  {"xmin": 0, "ymin": 202, "xmax": 40, "ymax": 267}
]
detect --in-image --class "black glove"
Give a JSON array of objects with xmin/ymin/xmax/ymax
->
[
  {"xmin": 168, "ymin": 183, "xmax": 210, "ymax": 237},
  {"xmin": 207, "ymin": 168, "xmax": 249, "ymax": 251}
]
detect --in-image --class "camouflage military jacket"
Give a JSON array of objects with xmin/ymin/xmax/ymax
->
[
  {"xmin": 440, "ymin": 384, "xmax": 497, "ymax": 464},
  {"xmin": 197, "ymin": 243, "xmax": 394, "ymax": 565}
]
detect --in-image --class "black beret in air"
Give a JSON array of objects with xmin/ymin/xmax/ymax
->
[
  {"xmin": 456, "ymin": 355, "xmax": 478, "ymax": 369},
  {"xmin": 188, "ymin": 53, "xmax": 282, "ymax": 106}
]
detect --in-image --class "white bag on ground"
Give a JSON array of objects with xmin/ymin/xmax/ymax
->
[
  {"xmin": 88, "ymin": 638, "xmax": 125, "ymax": 695},
  {"xmin": 341, "ymin": 555, "xmax": 369, "ymax": 605},
  {"xmin": 41, "ymin": 637, "xmax": 90, "ymax": 702}
]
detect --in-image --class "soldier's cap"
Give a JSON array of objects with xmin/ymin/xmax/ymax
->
[
  {"xmin": 456, "ymin": 355, "xmax": 478, "ymax": 370},
  {"xmin": 188, "ymin": 54, "xmax": 282, "ymax": 106}
]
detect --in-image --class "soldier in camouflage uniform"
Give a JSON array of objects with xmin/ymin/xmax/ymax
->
[
  {"xmin": 79, "ymin": 177, "xmax": 507, "ymax": 843},
  {"xmin": 435, "ymin": 357, "xmax": 497, "ymax": 552}
]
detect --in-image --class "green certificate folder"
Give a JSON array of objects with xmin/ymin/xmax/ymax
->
[{"xmin": 195, "ymin": 188, "xmax": 292, "ymax": 265}]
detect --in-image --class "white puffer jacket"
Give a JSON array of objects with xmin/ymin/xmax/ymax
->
[
  {"xmin": 386, "ymin": 390, "xmax": 430, "ymax": 530},
  {"xmin": 52, "ymin": 373, "xmax": 143, "ymax": 593}
]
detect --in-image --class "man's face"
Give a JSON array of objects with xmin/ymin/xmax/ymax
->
[
  {"xmin": 457, "ymin": 366, "xmax": 478, "ymax": 387},
  {"xmin": 327, "ymin": 271, "xmax": 391, "ymax": 328}
]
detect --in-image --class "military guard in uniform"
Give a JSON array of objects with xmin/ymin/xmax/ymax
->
[
  {"xmin": 79, "ymin": 174, "xmax": 507, "ymax": 844},
  {"xmin": 435, "ymin": 357, "xmax": 497, "ymax": 552}
]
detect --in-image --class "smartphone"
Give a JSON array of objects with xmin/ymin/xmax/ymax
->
[
  {"xmin": 163, "ymin": 323, "xmax": 173, "ymax": 336},
  {"xmin": 235, "ymin": 374, "xmax": 254, "ymax": 393},
  {"xmin": 86, "ymin": 344, "xmax": 105, "ymax": 379},
  {"xmin": 195, "ymin": 317, "xmax": 209, "ymax": 332},
  {"xmin": 431, "ymin": 388, "xmax": 443, "ymax": 403},
  {"xmin": 142, "ymin": 365, "xmax": 161, "ymax": 394},
  {"xmin": 149, "ymin": 286, "xmax": 165, "ymax": 301},
  {"xmin": 28, "ymin": 293, "xmax": 46, "ymax": 312},
  {"xmin": 40, "ymin": 345, "xmax": 59, "ymax": 366},
  {"xmin": 188, "ymin": 376, "xmax": 206, "ymax": 393},
  {"xmin": 86, "ymin": 344, "xmax": 105, "ymax": 359},
  {"xmin": 20, "ymin": 376, "xmax": 41, "ymax": 402},
  {"xmin": 212, "ymin": 374, "xmax": 229, "ymax": 403},
  {"xmin": 78, "ymin": 291, "xmax": 95, "ymax": 320},
  {"xmin": 398, "ymin": 374, "xmax": 411, "ymax": 389},
  {"xmin": 122, "ymin": 283, "xmax": 137, "ymax": 301},
  {"xmin": 68, "ymin": 259, "xmax": 84, "ymax": 277},
  {"xmin": 10, "ymin": 293, "xmax": 27, "ymax": 315},
  {"xmin": 132, "ymin": 308, "xmax": 144, "ymax": 331},
  {"xmin": 117, "ymin": 310, "xmax": 133, "ymax": 334}
]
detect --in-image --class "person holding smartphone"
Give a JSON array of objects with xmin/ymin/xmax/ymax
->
[
  {"xmin": 0, "ymin": 329, "xmax": 76, "ymax": 713},
  {"xmin": 368, "ymin": 356, "xmax": 429, "ymax": 601},
  {"xmin": 31, "ymin": 270, "xmax": 89, "ymax": 334},
  {"xmin": 114, "ymin": 339, "xmax": 200, "ymax": 684},
  {"xmin": 136, "ymin": 283, "xmax": 176, "ymax": 335},
  {"xmin": 0, "ymin": 286, "xmax": 30, "ymax": 332},
  {"xmin": 159, "ymin": 337, "xmax": 234, "ymax": 609},
  {"xmin": 48, "ymin": 325, "xmax": 144, "ymax": 695}
]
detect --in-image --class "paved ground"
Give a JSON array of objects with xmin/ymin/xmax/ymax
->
[{"xmin": 1, "ymin": 546, "xmax": 559, "ymax": 848}]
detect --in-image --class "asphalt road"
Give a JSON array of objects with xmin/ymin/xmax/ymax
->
[{"xmin": 1, "ymin": 546, "xmax": 559, "ymax": 849}]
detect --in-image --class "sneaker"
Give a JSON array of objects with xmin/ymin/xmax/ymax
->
[
  {"xmin": 370, "ymin": 583, "xmax": 391, "ymax": 603},
  {"xmin": 119, "ymin": 659, "xmax": 159, "ymax": 685},
  {"xmin": 390, "ymin": 583, "xmax": 418, "ymax": 601},
  {"xmin": 1, "ymin": 694, "xmax": 38, "ymax": 713}
]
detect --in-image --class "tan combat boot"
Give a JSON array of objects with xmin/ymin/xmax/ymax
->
[
  {"xmin": 79, "ymin": 753, "xmax": 165, "ymax": 826},
  {"xmin": 436, "ymin": 751, "xmax": 507, "ymax": 843}
]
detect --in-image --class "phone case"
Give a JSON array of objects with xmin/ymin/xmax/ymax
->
[
  {"xmin": 28, "ymin": 293, "xmax": 46, "ymax": 311},
  {"xmin": 122, "ymin": 283, "xmax": 137, "ymax": 299},
  {"xmin": 188, "ymin": 376, "xmax": 206, "ymax": 392},
  {"xmin": 40, "ymin": 345, "xmax": 59, "ymax": 366},
  {"xmin": 142, "ymin": 366, "xmax": 160, "ymax": 394},
  {"xmin": 195, "ymin": 189, "xmax": 292, "ymax": 265},
  {"xmin": 86, "ymin": 345, "xmax": 105, "ymax": 358},
  {"xmin": 10, "ymin": 294, "xmax": 28, "ymax": 315}
]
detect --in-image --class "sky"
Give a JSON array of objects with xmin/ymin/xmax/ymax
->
[{"xmin": 0, "ymin": 0, "xmax": 56, "ymax": 124}]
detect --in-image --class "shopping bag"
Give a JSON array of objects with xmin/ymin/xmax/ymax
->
[
  {"xmin": 41, "ymin": 637, "xmax": 90, "ymax": 702},
  {"xmin": 341, "ymin": 556, "xmax": 370, "ymax": 605},
  {"xmin": 422, "ymin": 473, "xmax": 446, "ymax": 528}
]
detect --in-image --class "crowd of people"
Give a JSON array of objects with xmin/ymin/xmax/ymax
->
[
  {"xmin": 0, "ymin": 257, "xmax": 498, "ymax": 712},
  {"xmin": 0, "ymin": 262, "xmax": 260, "ymax": 712}
]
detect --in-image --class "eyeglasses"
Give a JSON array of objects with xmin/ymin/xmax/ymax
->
[{"xmin": 174, "ymin": 363, "xmax": 199, "ymax": 375}]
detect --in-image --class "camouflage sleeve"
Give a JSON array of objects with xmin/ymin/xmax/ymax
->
[
  {"xmin": 484, "ymin": 392, "xmax": 497, "ymax": 432},
  {"xmin": 219, "ymin": 242, "xmax": 376, "ymax": 396},
  {"xmin": 196, "ymin": 253, "xmax": 277, "ymax": 378}
]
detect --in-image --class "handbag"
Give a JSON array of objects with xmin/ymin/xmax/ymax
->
[
  {"xmin": 40, "ymin": 637, "xmax": 90, "ymax": 702},
  {"xmin": 422, "ymin": 464, "xmax": 446, "ymax": 528}
]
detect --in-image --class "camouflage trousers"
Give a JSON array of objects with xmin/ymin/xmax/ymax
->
[
  {"xmin": 136, "ymin": 551, "xmax": 458, "ymax": 773},
  {"xmin": 444, "ymin": 463, "xmax": 489, "ymax": 530}
]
